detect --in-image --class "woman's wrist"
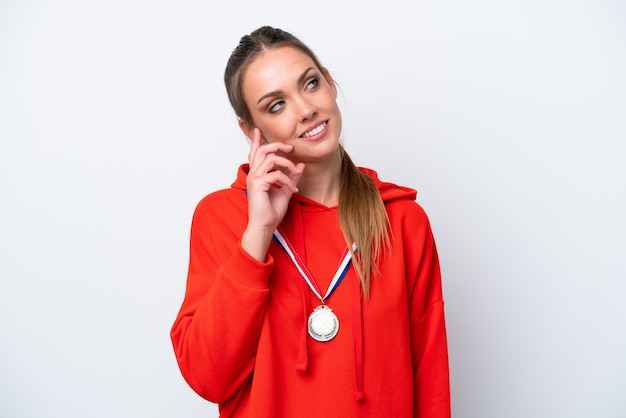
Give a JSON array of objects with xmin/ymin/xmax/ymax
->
[{"xmin": 241, "ymin": 225, "xmax": 275, "ymax": 262}]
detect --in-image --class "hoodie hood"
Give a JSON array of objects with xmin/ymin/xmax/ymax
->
[{"xmin": 357, "ymin": 166, "xmax": 418, "ymax": 203}]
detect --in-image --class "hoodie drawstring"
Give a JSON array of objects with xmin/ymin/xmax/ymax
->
[
  {"xmin": 291, "ymin": 201, "xmax": 310, "ymax": 372},
  {"xmin": 353, "ymin": 277, "xmax": 365, "ymax": 401},
  {"xmin": 296, "ymin": 276, "xmax": 311, "ymax": 372}
]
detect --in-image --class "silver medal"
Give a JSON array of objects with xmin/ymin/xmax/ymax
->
[{"xmin": 308, "ymin": 305, "xmax": 339, "ymax": 342}]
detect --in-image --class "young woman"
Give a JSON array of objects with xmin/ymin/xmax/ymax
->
[{"xmin": 171, "ymin": 26, "xmax": 451, "ymax": 417}]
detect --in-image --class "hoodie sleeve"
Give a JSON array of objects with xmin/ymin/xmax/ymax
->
[
  {"xmin": 170, "ymin": 195, "xmax": 272, "ymax": 403},
  {"xmin": 406, "ymin": 204, "xmax": 451, "ymax": 418}
]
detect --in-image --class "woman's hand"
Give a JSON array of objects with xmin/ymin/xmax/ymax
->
[{"xmin": 241, "ymin": 128, "xmax": 305, "ymax": 261}]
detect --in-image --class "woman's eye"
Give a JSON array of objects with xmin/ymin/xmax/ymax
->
[
  {"xmin": 305, "ymin": 78, "xmax": 319, "ymax": 90},
  {"xmin": 269, "ymin": 100, "xmax": 284, "ymax": 113}
]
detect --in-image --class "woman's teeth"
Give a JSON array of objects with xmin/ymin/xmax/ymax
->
[{"xmin": 302, "ymin": 122, "xmax": 326, "ymax": 138}]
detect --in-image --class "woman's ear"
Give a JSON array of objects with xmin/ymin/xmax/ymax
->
[
  {"xmin": 238, "ymin": 119, "xmax": 255, "ymax": 141},
  {"xmin": 323, "ymin": 68, "xmax": 338, "ymax": 99}
]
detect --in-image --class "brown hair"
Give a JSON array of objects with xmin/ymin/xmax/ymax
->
[{"xmin": 224, "ymin": 26, "xmax": 390, "ymax": 297}]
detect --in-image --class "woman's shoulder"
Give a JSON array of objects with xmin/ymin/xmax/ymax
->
[
  {"xmin": 386, "ymin": 196, "xmax": 431, "ymax": 229},
  {"xmin": 195, "ymin": 187, "xmax": 246, "ymax": 214}
]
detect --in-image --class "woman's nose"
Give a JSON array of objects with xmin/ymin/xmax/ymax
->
[{"xmin": 296, "ymin": 97, "xmax": 317, "ymax": 122}]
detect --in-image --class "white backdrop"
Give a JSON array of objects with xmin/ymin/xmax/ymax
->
[{"xmin": 1, "ymin": 1, "xmax": 625, "ymax": 417}]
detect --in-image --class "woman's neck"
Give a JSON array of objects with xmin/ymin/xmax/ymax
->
[{"xmin": 295, "ymin": 150, "xmax": 342, "ymax": 207}]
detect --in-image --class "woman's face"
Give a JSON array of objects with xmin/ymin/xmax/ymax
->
[{"xmin": 240, "ymin": 46, "xmax": 342, "ymax": 164}]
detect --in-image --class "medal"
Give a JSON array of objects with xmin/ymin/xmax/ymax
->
[
  {"xmin": 308, "ymin": 305, "xmax": 339, "ymax": 342},
  {"xmin": 273, "ymin": 228, "xmax": 356, "ymax": 342}
]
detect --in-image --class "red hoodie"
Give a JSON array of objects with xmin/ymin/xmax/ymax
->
[{"xmin": 171, "ymin": 164, "xmax": 450, "ymax": 418}]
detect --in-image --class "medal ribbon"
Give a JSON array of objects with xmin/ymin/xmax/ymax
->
[{"xmin": 273, "ymin": 227, "xmax": 355, "ymax": 302}]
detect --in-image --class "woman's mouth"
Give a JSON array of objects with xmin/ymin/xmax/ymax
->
[{"xmin": 301, "ymin": 122, "xmax": 327, "ymax": 138}]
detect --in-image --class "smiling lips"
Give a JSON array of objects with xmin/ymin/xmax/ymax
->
[{"xmin": 301, "ymin": 121, "xmax": 327, "ymax": 139}]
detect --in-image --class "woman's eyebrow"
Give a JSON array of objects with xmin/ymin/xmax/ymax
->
[{"xmin": 256, "ymin": 67, "xmax": 316, "ymax": 105}]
